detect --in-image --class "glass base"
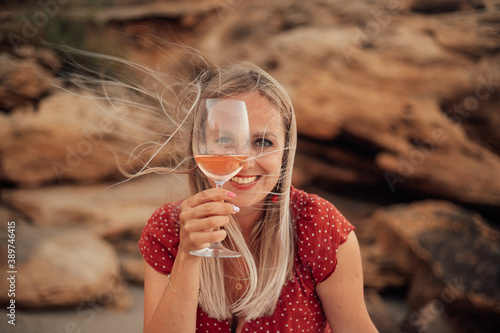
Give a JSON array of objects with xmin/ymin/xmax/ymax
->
[{"xmin": 190, "ymin": 242, "xmax": 242, "ymax": 258}]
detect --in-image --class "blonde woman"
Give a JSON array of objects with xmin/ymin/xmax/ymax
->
[{"xmin": 138, "ymin": 62, "xmax": 378, "ymax": 332}]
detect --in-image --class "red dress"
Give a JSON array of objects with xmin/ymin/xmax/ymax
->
[{"xmin": 139, "ymin": 186, "xmax": 355, "ymax": 332}]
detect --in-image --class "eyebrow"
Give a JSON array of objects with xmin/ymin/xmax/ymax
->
[{"xmin": 251, "ymin": 132, "xmax": 279, "ymax": 140}]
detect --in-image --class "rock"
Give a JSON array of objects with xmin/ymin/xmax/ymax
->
[
  {"xmin": 0, "ymin": 204, "xmax": 25, "ymax": 225},
  {"xmin": 432, "ymin": 11, "xmax": 500, "ymax": 57},
  {"xmin": 399, "ymin": 300, "xmax": 462, "ymax": 333},
  {"xmin": 0, "ymin": 91, "xmax": 116, "ymax": 185},
  {"xmin": 194, "ymin": 0, "xmax": 500, "ymax": 209},
  {"xmin": 404, "ymin": 0, "xmax": 486, "ymax": 14},
  {"xmin": 372, "ymin": 200, "xmax": 500, "ymax": 331},
  {"xmin": 14, "ymin": 45, "xmax": 62, "ymax": 72},
  {"xmin": 4, "ymin": 0, "xmax": 500, "ymax": 208},
  {"xmin": 0, "ymin": 224, "xmax": 131, "ymax": 309},
  {"xmin": 270, "ymin": 23, "xmax": 500, "ymax": 208},
  {"xmin": 0, "ymin": 90, "xmax": 176, "ymax": 186},
  {"xmin": 364, "ymin": 289, "xmax": 401, "ymax": 333},
  {"xmin": 1, "ymin": 174, "xmax": 189, "ymax": 239},
  {"xmin": 63, "ymin": 0, "xmax": 219, "ymax": 24},
  {"xmin": 0, "ymin": 53, "xmax": 53, "ymax": 111},
  {"xmin": 119, "ymin": 252, "xmax": 145, "ymax": 285},
  {"xmin": 359, "ymin": 233, "xmax": 408, "ymax": 291},
  {"xmin": 439, "ymin": 53, "xmax": 500, "ymax": 156},
  {"xmin": 293, "ymin": 140, "xmax": 383, "ymax": 189}
]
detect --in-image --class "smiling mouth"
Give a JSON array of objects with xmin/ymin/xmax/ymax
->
[{"xmin": 231, "ymin": 176, "xmax": 259, "ymax": 184}]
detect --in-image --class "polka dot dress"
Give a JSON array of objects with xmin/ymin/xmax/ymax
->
[{"xmin": 138, "ymin": 186, "xmax": 355, "ymax": 332}]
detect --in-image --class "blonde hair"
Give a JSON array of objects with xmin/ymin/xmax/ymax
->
[
  {"xmin": 58, "ymin": 45, "xmax": 297, "ymax": 320},
  {"xmin": 190, "ymin": 63, "xmax": 297, "ymax": 320}
]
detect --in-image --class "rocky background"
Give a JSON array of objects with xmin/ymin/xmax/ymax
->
[{"xmin": 1, "ymin": 0, "xmax": 500, "ymax": 332}]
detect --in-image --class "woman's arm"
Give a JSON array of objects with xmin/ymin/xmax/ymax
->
[
  {"xmin": 143, "ymin": 252, "xmax": 201, "ymax": 333},
  {"xmin": 143, "ymin": 188, "xmax": 238, "ymax": 333},
  {"xmin": 143, "ymin": 251, "xmax": 202, "ymax": 333},
  {"xmin": 315, "ymin": 232, "xmax": 379, "ymax": 333}
]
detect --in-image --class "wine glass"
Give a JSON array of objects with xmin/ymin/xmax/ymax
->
[{"xmin": 190, "ymin": 98, "xmax": 249, "ymax": 258}]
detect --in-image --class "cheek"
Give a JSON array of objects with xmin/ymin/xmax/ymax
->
[{"xmin": 261, "ymin": 151, "xmax": 284, "ymax": 180}]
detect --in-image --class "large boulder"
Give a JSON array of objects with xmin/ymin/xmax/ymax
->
[
  {"xmin": 0, "ymin": 53, "xmax": 53, "ymax": 111},
  {"xmin": 0, "ymin": 89, "xmax": 176, "ymax": 187},
  {"xmin": 364, "ymin": 289, "xmax": 400, "ymax": 333},
  {"xmin": 431, "ymin": 10, "xmax": 500, "ymax": 56},
  {"xmin": 0, "ymin": 223, "xmax": 131, "ymax": 309},
  {"xmin": 272, "ymin": 18, "xmax": 500, "ymax": 208},
  {"xmin": 195, "ymin": 0, "xmax": 500, "ymax": 209},
  {"xmin": 372, "ymin": 200, "xmax": 500, "ymax": 332},
  {"xmin": 439, "ymin": 54, "xmax": 500, "ymax": 156},
  {"xmin": 1, "ymin": 174, "xmax": 189, "ymax": 238},
  {"xmin": 403, "ymin": 0, "xmax": 488, "ymax": 14},
  {"xmin": 399, "ymin": 300, "xmax": 462, "ymax": 333}
]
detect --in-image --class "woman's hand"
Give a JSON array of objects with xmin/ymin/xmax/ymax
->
[
  {"xmin": 178, "ymin": 188, "xmax": 239, "ymax": 255},
  {"xmin": 144, "ymin": 189, "xmax": 238, "ymax": 333}
]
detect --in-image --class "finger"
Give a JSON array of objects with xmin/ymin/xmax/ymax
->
[
  {"xmin": 184, "ymin": 216, "xmax": 230, "ymax": 233},
  {"xmin": 195, "ymin": 201, "xmax": 240, "ymax": 218},
  {"xmin": 180, "ymin": 201, "xmax": 239, "ymax": 223},
  {"xmin": 189, "ymin": 229, "xmax": 227, "ymax": 250},
  {"xmin": 183, "ymin": 189, "xmax": 236, "ymax": 209}
]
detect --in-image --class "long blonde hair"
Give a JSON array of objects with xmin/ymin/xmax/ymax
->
[
  {"xmin": 189, "ymin": 63, "xmax": 297, "ymax": 320},
  {"xmin": 58, "ymin": 46, "xmax": 297, "ymax": 320}
]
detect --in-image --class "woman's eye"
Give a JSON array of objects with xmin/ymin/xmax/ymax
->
[
  {"xmin": 255, "ymin": 138, "xmax": 273, "ymax": 148},
  {"xmin": 217, "ymin": 137, "xmax": 232, "ymax": 144}
]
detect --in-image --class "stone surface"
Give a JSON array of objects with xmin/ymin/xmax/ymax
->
[
  {"xmin": 1, "ymin": 0, "xmax": 500, "ymax": 326},
  {"xmin": 2, "ymin": 0, "xmax": 500, "ymax": 207},
  {"xmin": 399, "ymin": 300, "xmax": 461, "ymax": 333},
  {"xmin": 195, "ymin": 0, "xmax": 500, "ymax": 209},
  {"xmin": 0, "ymin": 53, "xmax": 53, "ymax": 111},
  {"xmin": 372, "ymin": 200, "xmax": 500, "ymax": 331},
  {"xmin": 440, "ymin": 53, "xmax": 500, "ymax": 156},
  {"xmin": 0, "ymin": 204, "xmax": 25, "ymax": 224},
  {"xmin": 359, "ymin": 231, "xmax": 408, "ymax": 291},
  {"xmin": 364, "ymin": 289, "xmax": 401, "ymax": 333},
  {"xmin": 13, "ymin": 45, "xmax": 62, "ymax": 72},
  {"xmin": 404, "ymin": 0, "xmax": 487, "ymax": 14},
  {"xmin": 119, "ymin": 252, "xmax": 145, "ymax": 285},
  {"xmin": 432, "ymin": 10, "xmax": 500, "ymax": 56},
  {"xmin": 63, "ymin": 0, "xmax": 220, "ymax": 24},
  {"xmin": 0, "ymin": 224, "xmax": 131, "ymax": 309},
  {"xmin": 0, "ymin": 90, "xmax": 176, "ymax": 186},
  {"xmin": 1, "ymin": 174, "xmax": 189, "ymax": 238}
]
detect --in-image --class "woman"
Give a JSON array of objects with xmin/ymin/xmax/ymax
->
[{"xmin": 138, "ymin": 62, "xmax": 378, "ymax": 332}]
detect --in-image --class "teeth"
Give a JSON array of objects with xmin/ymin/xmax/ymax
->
[{"xmin": 231, "ymin": 176, "xmax": 258, "ymax": 184}]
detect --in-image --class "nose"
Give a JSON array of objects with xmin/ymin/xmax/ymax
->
[{"xmin": 240, "ymin": 152, "xmax": 257, "ymax": 172}]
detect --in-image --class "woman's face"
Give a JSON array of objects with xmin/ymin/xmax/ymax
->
[{"xmin": 210, "ymin": 92, "xmax": 285, "ymax": 210}]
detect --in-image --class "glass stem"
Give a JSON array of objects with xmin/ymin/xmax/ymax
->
[{"xmin": 214, "ymin": 181, "xmax": 225, "ymax": 232}]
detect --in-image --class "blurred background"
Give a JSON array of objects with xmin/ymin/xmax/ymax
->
[{"xmin": 0, "ymin": 0, "xmax": 499, "ymax": 332}]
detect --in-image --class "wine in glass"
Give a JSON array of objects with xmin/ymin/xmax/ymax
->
[{"xmin": 190, "ymin": 98, "xmax": 249, "ymax": 258}]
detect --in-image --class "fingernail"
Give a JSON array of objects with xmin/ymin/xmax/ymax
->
[
  {"xmin": 232, "ymin": 205, "xmax": 240, "ymax": 213},
  {"xmin": 226, "ymin": 191, "xmax": 236, "ymax": 198}
]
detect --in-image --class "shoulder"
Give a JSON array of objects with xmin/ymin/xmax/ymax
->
[
  {"xmin": 141, "ymin": 201, "xmax": 183, "ymax": 241},
  {"xmin": 138, "ymin": 200, "xmax": 183, "ymax": 275},
  {"xmin": 290, "ymin": 186, "xmax": 355, "ymax": 283},
  {"xmin": 149, "ymin": 201, "xmax": 183, "ymax": 226},
  {"xmin": 290, "ymin": 186, "xmax": 348, "ymax": 231}
]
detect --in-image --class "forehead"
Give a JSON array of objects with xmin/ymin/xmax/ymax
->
[{"xmin": 235, "ymin": 93, "xmax": 283, "ymax": 133}]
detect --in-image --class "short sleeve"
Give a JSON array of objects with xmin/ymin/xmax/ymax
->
[
  {"xmin": 138, "ymin": 202, "xmax": 182, "ymax": 275},
  {"xmin": 293, "ymin": 190, "xmax": 355, "ymax": 284}
]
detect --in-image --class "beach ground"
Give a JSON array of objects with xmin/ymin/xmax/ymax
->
[{"xmin": 1, "ymin": 284, "xmax": 144, "ymax": 333}]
